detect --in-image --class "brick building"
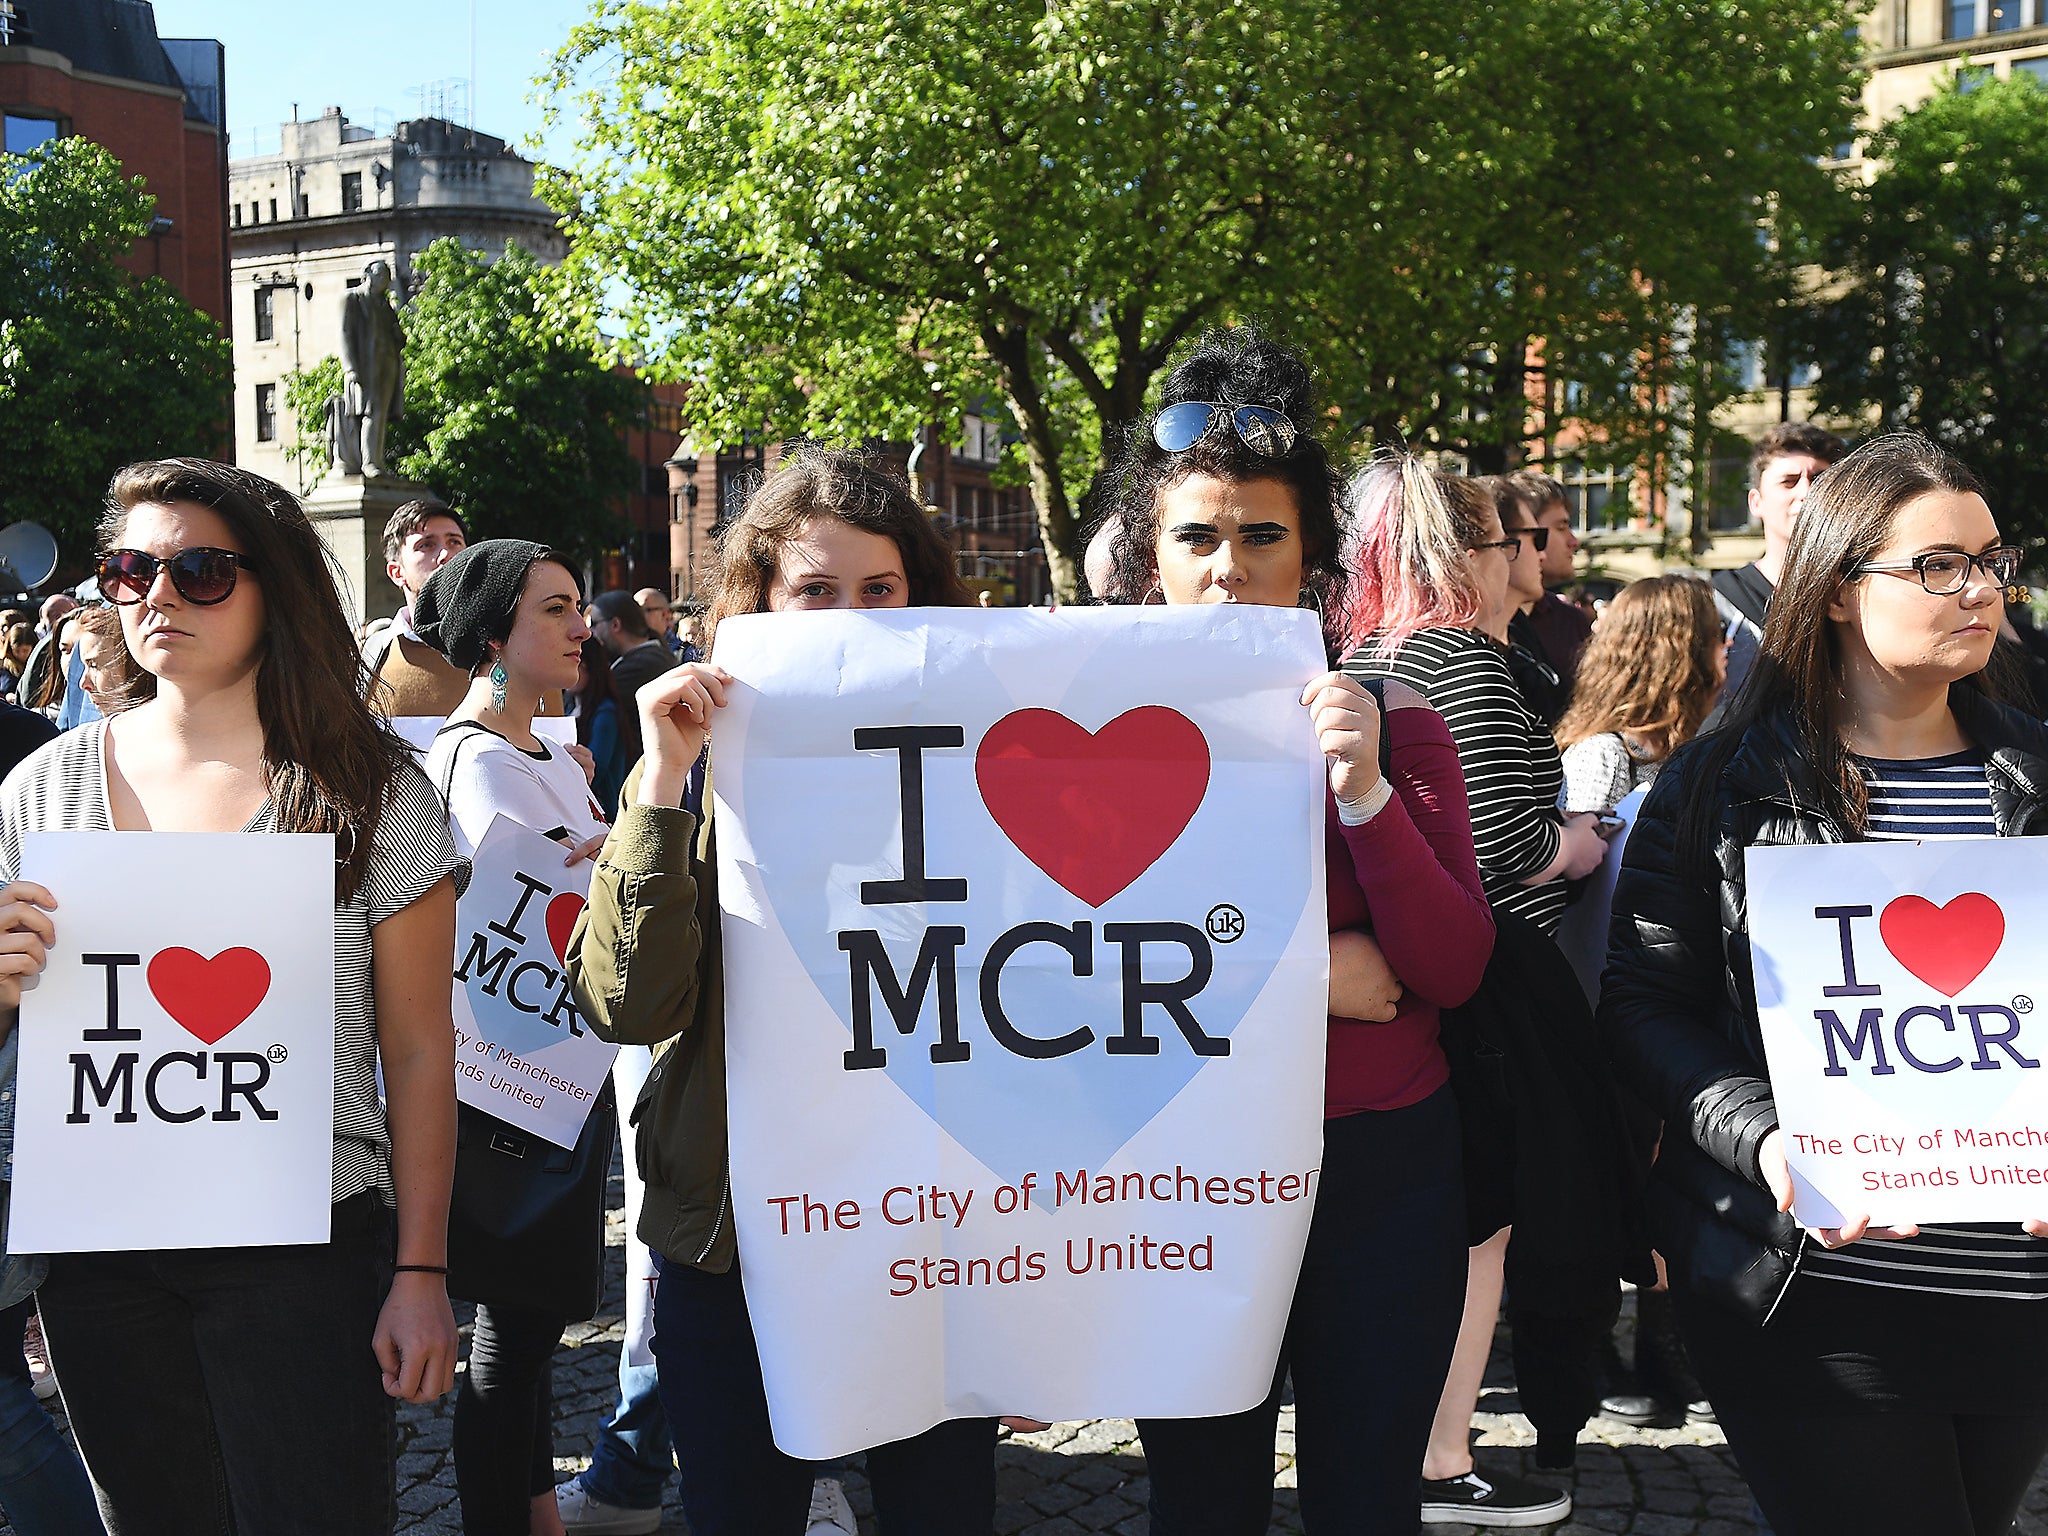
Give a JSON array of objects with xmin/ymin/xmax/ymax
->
[{"xmin": 0, "ymin": 0, "xmax": 229, "ymax": 327}]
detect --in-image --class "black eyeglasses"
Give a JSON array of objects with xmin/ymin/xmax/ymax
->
[
  {"xmin": 1513, "ymin": 526, "xmax": 1551, "ymax": 553},
  {"xmin": 1471, "ymin": 537, "xmax": 1524, "ymax": 562},
  {"xmin": 1152, "ymin": 401, "xmax": 1299, "ymax": 457},
  {"xmin": 98, "ymin": 547, "xmax": 254, "ymax": 607},
  {"xmin": 1850, "ymin": 546, "xmax": 2023, "ymax": 595}
]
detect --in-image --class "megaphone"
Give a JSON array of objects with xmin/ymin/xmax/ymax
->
[{"xmin": 0, "ymin": 523, "xmax": 59, "ymax": 591}]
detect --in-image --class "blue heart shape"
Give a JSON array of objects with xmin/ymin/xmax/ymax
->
[{"xmin": 723, "ymin": 609, "xmax": 1320, "ymax": 1185}]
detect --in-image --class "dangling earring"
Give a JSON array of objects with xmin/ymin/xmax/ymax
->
[{"xmin": 489, "ymin": 658, "xmax": 508, "ymax": 713}]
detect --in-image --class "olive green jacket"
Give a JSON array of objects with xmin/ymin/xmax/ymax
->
[{"xmin": 566, "ymin": 759, "xmax": 735, "ymax": 1271}]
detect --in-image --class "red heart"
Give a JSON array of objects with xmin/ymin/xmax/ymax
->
[
  {"xmin": 146, "ymin": 947, "xmax": 272, "ymax": 1046},
  {"xmin": 545, "ymin": 893, "xmax": 586, "ymax": 966},
  {"xmin": 975, "ymin": 707, "xmax": 1210, "ymax": 908},
  {"xmin": 1879, "ymin": 893, "xmax": 2005, "ymax": 997}
]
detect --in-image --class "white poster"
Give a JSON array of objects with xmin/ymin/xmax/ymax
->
[
  {"xmin": 1747, "ymin": 838, "xmax": 2048, "ymax": 1226},
  {"xmin": 453, "ymin": 816, "xmax": 614, "ymax": 1148},
  {"xmin": 1554, "ymin": 788, "xmax": 1647, "ymax": 1003},
  {"xmin": 11, "ymin": 833, "xmax": 337, "ymax": 1252},
  {"xmin": 715, "ymin": 606, "xmax": 1329, "ymax": 1459}
]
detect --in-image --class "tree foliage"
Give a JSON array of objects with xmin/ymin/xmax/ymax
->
[
  {"xmin": 542, "ymin": 0, "xmax": 1860, "ymax": 593},
  {"xmin": 384, "ymin": 239, "xmax": 642, "ymax": 558},
  {"xmin": 1798, "ymin": 74, "xmax": 2048, "ymax": 548},
  {"xmin": 0, "ymin": 137, "xmax": 230, "ymax": 564}
]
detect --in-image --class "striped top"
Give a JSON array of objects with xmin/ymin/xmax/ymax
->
[
  {"xmin": 0, "ymin": 723, "xmax": 456, "ymax": 1211},
  {"xmin": 1804, "ymin": 749, "xmax": 2048, "ymax": 1299},
  {"xmin": 1345, "ymin": 627, "xmax": 1567, "ymax": 934}
]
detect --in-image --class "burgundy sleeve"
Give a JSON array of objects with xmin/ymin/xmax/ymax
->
[{"xmin": 1334, "ymin": 705, "xmax": 1496, "ymax": 1008}]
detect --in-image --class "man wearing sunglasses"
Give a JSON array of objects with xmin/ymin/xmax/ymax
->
[{"xmin": 1505, "ymin": 469, "xmax": 1594, "ymax": 699}]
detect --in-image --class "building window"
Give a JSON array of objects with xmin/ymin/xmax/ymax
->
[
  {"xmin": 1959, "ymin": 63, "xmax": 1995, "ymax": 91},
  {"xmin": 2019, "ymin": 55, "xmax": 2048, "ymax": 84},
  {"xmin": 1558, "ymin": 458, "xmax": 1627, "ymax": 532},
  {"xmin": 254, "ymin": 285, "xmax": 274, "ymax": 342},
  {"xmin": 231, "ymin": 203, "xmax": 242, "ymax": 228},
  {"xmin": 268, "ymin": 197, "xmax": 277, "ymax": 221},
  {"xmin": 254, "ymin": 384, "xmax": 277, "ymax": 443},
  {"xmin": 298, "ymin": 193, "xmax": 309, "ymax": 218},
  {"xmin": 1950, "ymin": 0, "xmax": 2042, "ymax": 36},
  {"xmin": 341, "ymin": 172, "xmax": 363, "ymax": 213},
  {"xmin": 3, "ymin": 115, "xmax": 58, "ymax": 155},
  {"xmin": 1991, "ymin": 0, "xmax": 2027, "ymax": 29}
]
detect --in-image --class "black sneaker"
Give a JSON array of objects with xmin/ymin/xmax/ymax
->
[{"xmin": 1420, "ymin": 1469, "xmax": 1573, "ymax": 1527}]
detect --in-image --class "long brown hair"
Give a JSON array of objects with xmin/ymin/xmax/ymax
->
[
  {"xmin": 1677, "ymin": 433, "xmax": 1991, "ymax": 866},
  {"xmin": 706, "ymin": 444, "xmax": 971, "ymax": 635},
  {"xmin": 1556, "ymin": 575, "xmax": 1723, "ymax": 761},
  {"xmin": 102, "ymin": 459, "xmax": 416, "ymax": 903}
]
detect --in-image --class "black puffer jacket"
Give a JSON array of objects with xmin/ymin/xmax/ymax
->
[{"xmin": 1597, "ymin": 686, "xmax": 2048, "ymax": 1324}]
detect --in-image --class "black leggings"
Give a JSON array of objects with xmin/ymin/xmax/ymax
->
[
  {"xmin": 1713, "ymin": 1396, "xmax": 2048, "ymax": 1536},
  {"xmin": 453, "ymin": 1302, "xmax": 564, "ymax": 1535}
]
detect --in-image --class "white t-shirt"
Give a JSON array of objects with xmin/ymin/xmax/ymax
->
[{"xmin": 423, "ymin": 721, "xmax": 610, "ymax": 859}]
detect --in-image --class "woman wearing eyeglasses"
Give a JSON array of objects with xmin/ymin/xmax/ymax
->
[
  {"xmin": 1099, "ymin": 329, "xmax": 1496, "ymax": 1535},
  {"xmin": 1601, "ymin": 435, "xmax": 2048, "ymax": 1536},
  {"xmin": 0, "ymin": 460, "xmax": 460, "ymax": 1534}
]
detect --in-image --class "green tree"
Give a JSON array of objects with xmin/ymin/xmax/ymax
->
[
  {"xmin": 542, "ymin": 0, "xmax": 1859, "ymax": 594},
  {"xmin": 0, "ymin": 137, "xmax": 229, "ymax": 561},
  {"xmin": 1799, "ymin": 73, "xmax": 2048, "ymax": 547},
  {"xmin": 384, "ymin": 238, "xmax": 642, "ymax": 558}
]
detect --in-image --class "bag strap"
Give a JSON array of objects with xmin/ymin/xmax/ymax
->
[{"xmin": 1352, "ymin": 676, "xmax": 1397, "ymax": 784}]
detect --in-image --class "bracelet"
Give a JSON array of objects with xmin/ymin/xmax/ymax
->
[{"xmin": 393, "ymin": 1264, "xmax": 448, "ymax": 1276}]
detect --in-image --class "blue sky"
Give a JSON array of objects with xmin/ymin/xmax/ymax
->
[{"xmin": 155, "ymin": 0, "xmax": 591, "ymax": 162}]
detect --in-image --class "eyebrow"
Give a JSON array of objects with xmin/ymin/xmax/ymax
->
[{"xmin": 1168, "ymin": 520, "xmax": 1292, "ymax": 535}]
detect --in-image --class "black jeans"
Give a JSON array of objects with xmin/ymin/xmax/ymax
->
[
  {"xmin": 35, "ymin": 1190, "xmax": 396, "ymax": 1536},
  {"xmin": 1139, "ymin": 1086, "xmax": 1469, "ymax": 1535},
  {"xmin": 651, "ymin": 1254, "xmax": 998, "ymax": 1535},
  {"xmin": 454, "ymin": 1302, "xmax": 564, "ymax": 1535},
  {"xmin": 1712, "ymin": 1397, "xmax": 2048, "ymax": 1536}
]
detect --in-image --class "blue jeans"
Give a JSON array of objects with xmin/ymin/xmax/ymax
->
[
  {"xmin": 35, "ymin": 1191, "xmax": 397, "ymax": 1536},
  {"xmin": 651, "ymin": 1256, "xmax": 997, "ymax": 1535},
  {"xmin": 578, "ymin": 1044, "xmax": 674, "ymax": 1510},
  {"xmin": 1139, "ymin": 1086, "xmax": 1469, "ymax": 1535},
  {"xmin": 0, "ymin": 1299, "xmax": 100, "ymax": 1536}
]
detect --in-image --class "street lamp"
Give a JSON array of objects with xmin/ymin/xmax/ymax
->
[{"xmin": 665, "ymin": 436, "xmax": 700, "ymax": 600}]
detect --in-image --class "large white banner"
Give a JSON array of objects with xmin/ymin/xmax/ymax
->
[
  {"xmin": 11, "ymin": 833, "xmax": 337, "ymax": 1251},
  {"xmin": 1748, "ymin": 838, "xmax": 2048, "ymax": 1226},
  {"xmin": 715, "ymin": 607, "xmax": 1329, "ymax": 1458},
  {"xmin": 452, "ymin": 814, "xmax": 614, "ymax": 1148}
]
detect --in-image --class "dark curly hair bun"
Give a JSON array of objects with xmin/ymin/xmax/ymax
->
[{"xmin": 1158, "ymin": 324, "xmax": 1317, "ymax": 424}]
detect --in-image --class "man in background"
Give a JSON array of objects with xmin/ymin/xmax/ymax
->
[
  {"xmin": 1506, "ymin": 468, "xmax": 1592, "ymax": 693},
  {"xmin": 1712, "ymin": 422, "xmax": 1848, "ymax": 710},
  {"xmin": 590, "ymin": 590, "xmax": 679, "ymax": 767}
]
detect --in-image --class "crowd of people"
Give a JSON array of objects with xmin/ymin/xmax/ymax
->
[{"xmin": 0, "ymin": 322, "xmax": 2035, "ymax": 1536}]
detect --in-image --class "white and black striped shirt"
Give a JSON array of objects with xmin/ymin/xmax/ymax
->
[
  {"xmin": 0, "ymin": 723, "xmax": 455, "ymax": 1210},
  {"xmin": 1804, "ymin": 750, "xmax": 2048, "ymax": 1299},
  {"xmin": 1347, "ymin": 627, "xmax": 1568, "ymax": 933}
]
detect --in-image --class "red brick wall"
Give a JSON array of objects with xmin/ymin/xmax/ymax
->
[{"xmin": 0, "ymin": 53, "xmax": 229, "ymax": 327}]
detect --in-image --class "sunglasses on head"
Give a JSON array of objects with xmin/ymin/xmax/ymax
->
[
  {"xmin": 1152, "ymin": 400, "xmax": 1299, "ymax": 458},
  {"xmin": 97, "ymin": 547, "xmax": 253, "ymax": 607}
]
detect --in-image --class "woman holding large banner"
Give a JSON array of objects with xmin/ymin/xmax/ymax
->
[
  {"xmin": 0, "ymin": 460, "xmax": 461, "ymax": 1534},
  {"xmin": 1100, "ymin": 329, "xmax": 1496, "ymax": 1534},
  {"xmin": 414, "ymin": 540, "xmax": 611, "ymax": 1536},
  {"xmin": 567, "ymin": 448, "xmax": 998, "ymax": 1536},
  {"xmin": 1601, "ymin": 434, "xmax": 2048, "ymax": 1536}
]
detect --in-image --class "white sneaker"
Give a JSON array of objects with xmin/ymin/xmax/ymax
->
[
  {"xmin": 806, "ymin": 1477, "xmax": 856, "ymax": 1535},
  {"xmin": 555, "ymin": 1476, "xmax": 661, "ymax": 1535}
]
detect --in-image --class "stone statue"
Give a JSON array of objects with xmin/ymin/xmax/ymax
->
[{"xmin": 329, "ymin": 260, "xmax": 405, "ymax": 478}]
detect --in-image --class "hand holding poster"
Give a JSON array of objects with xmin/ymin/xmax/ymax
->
[
  {"xmin": 10, "ymin": 833, "xmax": 336, "ymax": 1252},
  {"xmin": 1747, "ymin": 838, "xmax": 2048, "ymax": 1227},
  {"xmin": 715, "ymin": 606, "xmax": 1329, "ymax": 1458},
  {"xmin": 452, "ymin": 815, "xmax": 614, "ymax": 1147}
]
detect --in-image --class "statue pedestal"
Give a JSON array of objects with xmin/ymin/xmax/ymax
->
[{"xmin": 303, "ymin": 474, "xmax": 437, "ymax": 628}]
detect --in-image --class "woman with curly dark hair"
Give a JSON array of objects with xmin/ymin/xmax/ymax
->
[{"xmin": 1102, "ymin": 328, "xmax": 1495, "ymax": 1535}]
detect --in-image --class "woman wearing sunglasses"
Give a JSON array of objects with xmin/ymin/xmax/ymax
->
[
  {"xmin": 0, "ymin": 460, "xmax": 460, "ymax": 1534},
  {"xmin": 1100, "ymin": 329, "xmax": 1495, "ymax": 1535},
  {"xmin": 1602, "ymin": 435, "xmax": 2048, "ymax": 1536}
]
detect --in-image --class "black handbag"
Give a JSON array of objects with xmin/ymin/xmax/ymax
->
[{"xmin": 446, "ymin": 1083, "xmax": 616, "ymax": 1321}]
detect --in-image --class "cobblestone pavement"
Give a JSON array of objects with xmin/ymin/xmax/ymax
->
[{"xmin": 19, "ymin": 1154, "xmax": 2048, "ymax": 1534}]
